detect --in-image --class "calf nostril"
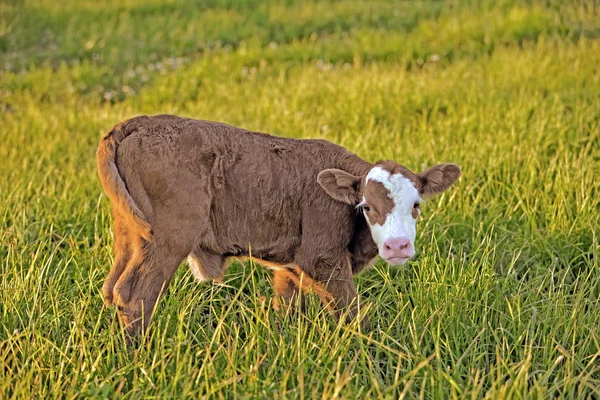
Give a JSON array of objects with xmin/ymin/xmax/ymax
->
[{"xmin": 384, "ymin": 238, "xmax": 411, "ymax": 253}]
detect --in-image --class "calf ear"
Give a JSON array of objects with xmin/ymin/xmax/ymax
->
[
  {"xmin": 317, "ymin": 169, "xmax": 362, "ymax": 205},
  {"xmin": 418, "ymin": 163, "xmax": 461, "ymax": 196}
]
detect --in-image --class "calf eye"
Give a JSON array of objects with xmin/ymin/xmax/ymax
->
[
  {"xmin": 413, "ymin": 202, "xmax": 420, "ymax": 209},
  {"xmin": 363, "ymin": 204, "xmax": 371, "ymax": 212}
]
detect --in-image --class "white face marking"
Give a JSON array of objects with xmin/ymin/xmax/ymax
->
[{"xmin": 364, "ymin": 166, "xmax": 421, "ymax": 265}]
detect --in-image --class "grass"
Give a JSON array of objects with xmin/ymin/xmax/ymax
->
[{"xmin": 1, "ymin": 0, "xmax": 599, "ymax": 398}]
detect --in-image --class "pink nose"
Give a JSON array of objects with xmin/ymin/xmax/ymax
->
[{"xmin": 382, "ymin": 237, "xmax": 414, "ymax": 259}]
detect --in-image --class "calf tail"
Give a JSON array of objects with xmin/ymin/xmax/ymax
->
[{"xmin": 97, "ymin": 121, "xmax": 153, "ymax": 241}]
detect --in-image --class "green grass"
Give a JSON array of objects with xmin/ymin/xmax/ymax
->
[{"xmin": 1, "ymin": 0, "xmax": 599, "ymax": 398}]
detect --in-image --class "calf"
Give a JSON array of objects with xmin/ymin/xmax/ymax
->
[{"xmin": 97, "ymin": 114, "xmax": 460, "ymax": 337}]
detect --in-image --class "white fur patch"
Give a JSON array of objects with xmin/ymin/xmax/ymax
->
[
  {"xmin": 187, "ymin": 255, "xmax": 209, "ymax": 281},
  {"xmin": 364, "ymin": 166, "xmax": 421, "ymax": 257}
]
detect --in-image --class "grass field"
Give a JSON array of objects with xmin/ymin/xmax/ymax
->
[{"xmin": 1, "ymin": 0, "xmax": 600, "ymax": 398}]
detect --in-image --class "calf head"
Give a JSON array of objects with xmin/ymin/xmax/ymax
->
[{"xmin": 318, "ymin": 161, "xmax": 461, "ymax": 265}]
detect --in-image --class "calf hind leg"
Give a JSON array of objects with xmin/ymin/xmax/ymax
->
[
  {"xmin": 272, "ymin": 268, "xmax": 306, "ymax": 312},
  {"xmin": 272, "ymin": 266, "xmax": 339, "ymax": 313},
  {"xmin": 112, "ymin": 240, "xmax": 190, "ymax": 338},
  {"xmin": 103, "ymin": 210, "xmax": 140, "ymax": 306}
]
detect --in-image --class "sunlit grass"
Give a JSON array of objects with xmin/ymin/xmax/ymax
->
[{"xmin": 1, "ymin": 0, "xmax": 599, "ymax": 398}]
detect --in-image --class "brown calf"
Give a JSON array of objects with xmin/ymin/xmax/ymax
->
[{"xmin": 97, "ymin": 114, "xmax": 460, "ymax": 337}]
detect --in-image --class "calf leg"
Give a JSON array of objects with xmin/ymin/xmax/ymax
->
[
  {"xmin": 310, "ymin": 258, "xmax": 369, "ymax": 329},
  {"xmin": 102, "ymin": 210, "xmax": 140, "ymax": 306},
  {"xmin": 272, "ymin": 268, "xmax": 306, "ymax": 312},
  {"xmin": 187, "ymin": 249, "xmax": 226, "ymax": 282},
  {"xmin": 112, "ymin": 240, "xmax": 189, "ymax": 338}
]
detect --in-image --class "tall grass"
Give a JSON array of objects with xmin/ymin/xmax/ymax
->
[{"xmin": 1, "ymin": 0, "xmax": 599, "ymax": 397}]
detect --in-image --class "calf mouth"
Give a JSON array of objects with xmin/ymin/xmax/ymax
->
[{"xmin": 385, "ymin": 256, "xmax": 411, "ymax": 266}]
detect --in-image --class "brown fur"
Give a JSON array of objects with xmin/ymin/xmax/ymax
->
[
  {"xmin": 362, "ymin": 180, "xmax": 394, "ymax": 226},
  {"xmin": 97, "ymin": 114, "xmax": 459, "ymax": 338},
  {"xmin": 97, "ymin": 121, "xmax": 153, "ymax": 241},
  {"xmin": 271, "ymin": 266, "xmax": 335, "ymax": 312},
  {"xmin": 317, "ymin": 169, "xmax": 362, "ymax": 205},
  {"xmin": 418, "ymin": 164, "xmax": 461, "ymax": 196}
]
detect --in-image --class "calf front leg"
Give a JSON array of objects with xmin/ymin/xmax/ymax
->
[
  {"xmin": 309, "ymin": 258, "xmax": 370, "ymax": 330},
  {"xmin": 188, "ymin": 249, "xmax": 225, "ymax": 282}
]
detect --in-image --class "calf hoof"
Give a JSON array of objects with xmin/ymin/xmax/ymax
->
[
  {"xmin": 112, "ymin": 286, "xmax": 143, "ymax": 338},
  {"xmin": 272, "ymin": 294, "xmax": 306, "ymax": 314},
  {"xmin": 342, "ymin": 307, "xmax": 370, "ymax": 331},
  {"xmin": 116, "ymin": 303, "xmax": 144, "ymax": 339},
  {"xmin": 360, "ymin": 315, "xmax": 371, "ymax": 332}
]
